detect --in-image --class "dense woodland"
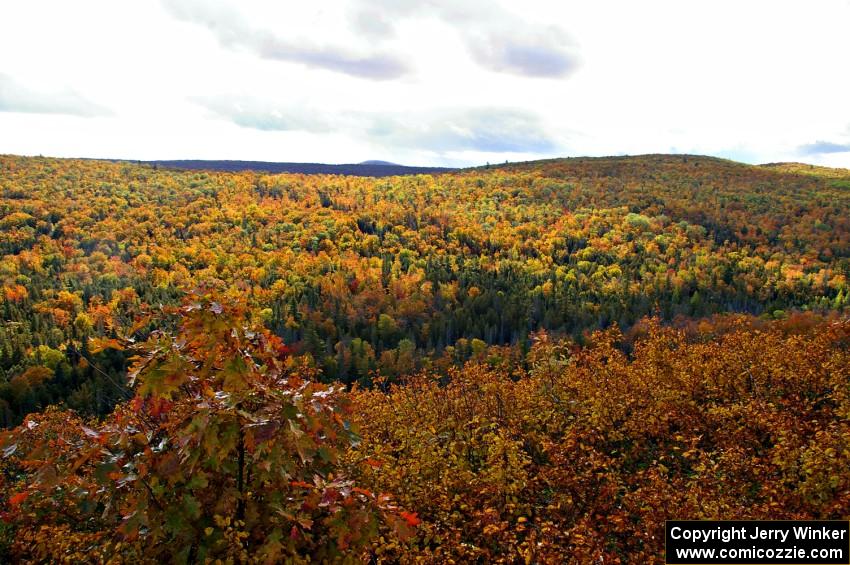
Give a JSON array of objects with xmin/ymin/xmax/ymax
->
[{"xmin": 0, "ymin": 154, "xmax": 849, "ymax": 562}]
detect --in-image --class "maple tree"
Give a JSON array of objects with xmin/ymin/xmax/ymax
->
[{"xmin": 0, "ymin": 286, "xmax": 409, "ymax": 562}]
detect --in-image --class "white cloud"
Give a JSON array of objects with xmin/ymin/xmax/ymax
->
[
  {"xmin": 162, "ymin": 0, "xmax": 410, "ymax": 80},
  {"xmin": 195, "ymin": 95, "xmax": 556, "ymax": 154},
  {"xmin": 345, "ymin": 0, "xmax": 581, "ymax": 78},
  {"xmin": 0, "ymin": 0, "xmax": 848, "ymax": 167},
  {"xmin": 0, "ymin": 73, "xmax": 109, "ymax": 116}
]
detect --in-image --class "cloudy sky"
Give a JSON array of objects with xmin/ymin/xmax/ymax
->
[{"xmin": 1, "ymin": 0, "xmax": 849, "ymax": 167}]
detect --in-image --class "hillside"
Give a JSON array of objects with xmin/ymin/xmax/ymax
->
[
  {"xmin": 0, "ymin": 153, "xmax": 849, "ymax": 421},
  {"xmin": 0, "ymin": 153, "xmax": 848, "ymax": 562}
]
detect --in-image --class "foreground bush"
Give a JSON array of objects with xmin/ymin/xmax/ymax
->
[
  {"xmin": 1, "ymin": 289, "xmax": 408, "ymax": 563},
  {"xmin": 349, "ymin": 318, "xmax": 850, "ymax": 563}
]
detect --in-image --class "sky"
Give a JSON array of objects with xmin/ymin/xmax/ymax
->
[{"xmin": 1, "ymin": 0, "xmax": 850, "ymax": 168}]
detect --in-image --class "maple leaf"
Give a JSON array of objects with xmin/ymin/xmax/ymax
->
[{"xmin": 88, "ymin": 336, "xmax": 125, "ymax": 354}]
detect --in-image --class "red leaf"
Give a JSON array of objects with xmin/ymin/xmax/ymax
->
[
  {"xmin": 8, "ymin": 491, "xmax": 28, "ymax": 506},
  {"xmin": 149, "ymin": 397, "xmax": 173, "ymax": 418},
  {"xmin": 130, "ymin": 397, "xmax": 144, "ymax": 412},
  {"xmin": 400, "ymin": 511, "xmax": 421, "ymax": 528}
]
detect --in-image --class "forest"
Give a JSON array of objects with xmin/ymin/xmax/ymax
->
[{"xmin": 0, "ymin": 154, "xmax": 849, "ymax": 562}]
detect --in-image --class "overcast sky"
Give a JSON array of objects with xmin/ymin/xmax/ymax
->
[{"xmin": 1, "ymin": 0, "xmax": 849, "ymax": 167}]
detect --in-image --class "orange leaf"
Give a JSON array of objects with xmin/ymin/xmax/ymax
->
[
  {"xmin": 352, "ymin": 487, "xmax": 374, "ymax": 497},
  {"xmin": 88, "ymin": 337, "xmax": 124, "ymax": 354}
]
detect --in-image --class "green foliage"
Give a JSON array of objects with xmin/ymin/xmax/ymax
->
[{"xmin": 1, "ymin": 155, "xmax": 849, "ymax": 422}]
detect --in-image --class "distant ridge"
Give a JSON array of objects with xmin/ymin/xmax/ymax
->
[
  {"xmin": 137, "ymin": 159, "xmax": 455, "ymax": 177},
  {"xmin": 18, "ymin": 154, "xmax": 850, "ymax": 181},
  {"xmin": 759, "ymin": 161, "xmax": 850, "ymax": 179}
]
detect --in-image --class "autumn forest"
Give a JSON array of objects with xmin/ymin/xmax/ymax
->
[{"xmin": 1, "ymin": 154, "xmax": 849, "ymax": 562}]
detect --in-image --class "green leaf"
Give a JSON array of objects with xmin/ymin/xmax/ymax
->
[
  {"xmin": 222, "ymin": 355, "xmax": 249, "ymax": 391},
  {"xmin": 183, "ymin": 493, "xmax": 201, "ymax": 520},
  {"xmin": 185, "ymin": 471, "xmax": 209, "ymax": 490}
]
